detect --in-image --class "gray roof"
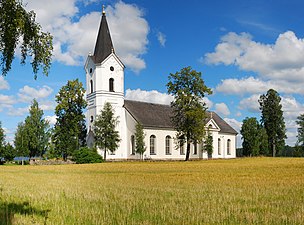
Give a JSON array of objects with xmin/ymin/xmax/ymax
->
[
  {"xmin": 92, "ymin": 12, "xmax": 114, "ymax": 64},
  {"xmin": 124, "ymin": 100, "xmax": 237, "ymax": 135}
]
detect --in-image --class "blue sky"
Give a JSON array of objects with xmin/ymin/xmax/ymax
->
[{"xmin": 1, "ymin": 0, "xmax": 304, "ymax": 147}]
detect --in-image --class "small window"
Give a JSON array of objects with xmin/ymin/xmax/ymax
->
[
  {"xmin": 180, "ymin": 144, "xmax": 184, "ymax": 155},
  {"xmin": 218, "ymin": 138, "xmax": 221, "ymax": 155},
  {"xmin": 165, "ymin": 136, "xmax": 171, "ymax": 155},
  {"xmin": 90, "ymin": 80, "xmax": 93, "ymax": 93},
  {"xmin": 209, "ymin": 124, "xmax": 212, "ymax": 129},
  {"xmin": 90, "ymin": 116, "xmax": 94, "ymax": 123},
  {"xmin": 150, "ymin": 135, "xmax": 156, "ymax": 155},
  {"xmin": 227, "ymin": 139, "xmax": 231, "ymax": 155},
  {"xmin": 89, "ymin": 68, "xmax": 93, "ymax": 73},
  {"xmin": 131, "ymin": 135, "xmax": 135, "ymax": 155},
  {"xmin": 110, "ymin": 66, "xmax": 114, "ymax": 71},
  {"xmin": 193, "ymin": 142, "xmax": 198, "ymax": 155},
  {"xmin": 109, "ymin": 78, "xmax": 114, "ymax": 92}
]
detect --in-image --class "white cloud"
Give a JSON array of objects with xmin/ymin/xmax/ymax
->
[
  {"xmin": 18, "ymin": 85, "xmax": 53, "ymax": 103},
  {"xmin": 238, "ymin": 94, "xmax": 260, "ymax": 113},
  {"xmin": 7, "ymin": 107, "xmax": 29, "ymax": 117},
  {"xmin": 0, "ymin": 94, "xmax": 16, "ymax": 105},
  {"xmin": 215, "ymin": 103, "xmax": 230, "ymax": 116},
  {"xmin": 157, "ymin": 31, "xmax": 166, "ymax": 47},
  {"xmin": 0, "ymin": 77, "xmax": 9, "ymax": 90},
  {"xmin": 224, "ymin": 118, "xmax": 242, "ymax": 148},
  {"xmin": 216, "ymin": 77, "xmax": 269, "ymax": 95},
  {"xmin": 205, "ymin": 31, "xmax": 304, "ymax": 88},
  {"xmin": 45, "ymin": 115, "xmax": 57, "ymax": 125},
  {"xmin": 203, "ymin": 97, "xmax": 213, "ymax": 110},
  {"xmin": 24, "ymin": 1, "xmax": 149, "ymax": 73},
  {"xmin": 125, "ymin": 89, "xmax": 173, "ymax": 105}
]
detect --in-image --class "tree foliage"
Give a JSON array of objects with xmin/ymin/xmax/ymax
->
[
  {"xmin": 1, "ymin": 143, "xmax": 16, "ymax": 162},
  {"xmin": 53, "ymin": 79, "xmax": 87, "ymax": 160},
  {"xmin": 167, "ymin": 66, "xmax": 212, "ymax": 161},
  {"xmin": 0, "ymin": 121, "xmax": 4, "ymax": 151},
  {"xmin": 203, "ymin": 131, "xmax": 213, "ymax": 159},
  {"xmin": 0, "ymin": 0, "xmax": 53, "ymax": 78},
  {"xmin": 73, "ymin": 147, "xmax": 103, "ymax": 164},
  {"xmin": 93, "ymin": 102, "xmax": 120, "ymax": 161},
  {"xmin": 14, "ymin": 122, "xmax": 29, "ymax": 158},
  {"xmin": 24, "ymin": 99, "xmax": 50, "ymax": 158},
  {"xmin": 241, "ymin": 117, "xmax": 260, "ymax": 156},
  {"xmin": 259, "ymin": 89, "xmax": 286, "ymax": 157},
  {"xmin": 296, "ymin": 114, "xmax": 304, "ymax": 148},
  {"xmin": 135, "ymin": 122, "xmax": 146, "ymax": 159}
]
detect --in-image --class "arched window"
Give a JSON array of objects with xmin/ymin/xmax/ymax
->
[
  {"xmin": 131, "ymin": 135, "xmax": 135, "ymax": 155},
  {"xmin": 90, "ymin": 116, "xmax": 94, "ymax": 123},
  {"xmin": 218, "ymin": 138, "xmax": 221, "ymax": 155},
  {"xmin": 150, "ymin": 135, "xmax": 156, "ymax": 155},
  {"xmin": 165, "ymin": 136, "xmax": 171, "ymax": 155},
  {"xmin": 227, "ymin": 139, "xmax": 231, "ymax": 155},
  {"xmin": 90, "ymin": 80, "xmax": 93, "ymax": 93},
  {"xmin": 109, "ymin": 78, "xmax": 114, "ymax": 92}
]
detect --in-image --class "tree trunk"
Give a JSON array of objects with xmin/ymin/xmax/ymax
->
[
  {"xmin": 104, "ymin": 148, "xmax": 107, "ymax": 161},
  {"xmin": 185, "ymin": 142, "xmax": 191, "ymax": 161},
  {"xmin": 273, "ymin": 141, "xmax": 276, "ymax": 157}
]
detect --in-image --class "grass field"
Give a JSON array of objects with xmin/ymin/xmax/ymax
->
[{"xmin": 0, "ymin": 158, "xmax": 304, "ymax": 225}]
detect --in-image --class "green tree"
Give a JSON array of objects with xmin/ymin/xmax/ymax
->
[
  {"xmin": 2, "ymin": 143, "xmax": 16, "ymax": 162},
  {"xmin": 295, "ymin": 114, "xmax": 304, "ymax": 156},
  {"xmin": 14, "ymin": 122, "xmax": 30, "ymax": 164},
  {"xmin": 53, "ymin": 79, "xmax": 87, "ymax": 160},
  {"xmin": 203, "ymin": 131, "xmax": 213, "ymax": 159},
  {"xmin": 24, "ymin": 99, "xmax": 50, "ymax": 158},
  {"xmin": 0, "ymin": 0, "xmax": 53, "ymax": 78},
  {"xmin": 240, "ymin": 117, "xmax": 260, "ymax": 156},
  {"xmin": 259, "ymin": 89, "xmax": 286, "ymax": 157},
  {"xmin": 167, "ymin": 66, "xmax": 212, "ymax": 161},
  {"xmin": 135, "ymin": 122, "xmax": 146, "ymax": 160},
  {"xmin": 0, "ymin": 121, "xmax": 4, "ymax": 148},
  {"xmin": 93, "ymin": 102, "xmax": 120, "ymax": 161},
  {"xmin": 259, "ymin": 126, "xmax": 269, "ymax": 156}
]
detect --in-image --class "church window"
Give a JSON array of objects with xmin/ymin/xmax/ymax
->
[
  {"xmin": 193, "ymin": 142, "xmax": 198, "ymax": 155},
  {"xmin": 90, "ymin": 80, "xmax": 93, "ymax": 93},
  {"xmin": 218, "ymin": 138, "xmax": 221, "ymax": 155},
  {"xmin": 131, "ymin": 135, "xmax": 135, "ymax": 155},
  {"xmin": 209, "ymin": 124, "xmax": 212, "ymax": 129},
  {"xmin": 165, "ymin": 136, "xmax": 171, "ymax": 155},
  {"xmin": 180, "ymin": 144, "xmax": 185, "ymax": 155},
  {"xmin": 227, "ymin": 139, "xmax": 231, "ymax": 155},
  {"xmin": 110, "ymin": 66, "xmax": 114, "ymax": 71},
  {"xmin": 109, "ymin": 78, "xmax": 114, "ymax": 92},
  {"xmin": 150, "ymin": 135, "xmax": 156, "ymax": 155},
  {"xmin": 89, "ymin": 68, "xmax": 92, "ymax": 73},
  {"xmin": 90, "ymin": 116, "xmax": 94, "ymax": 123}
]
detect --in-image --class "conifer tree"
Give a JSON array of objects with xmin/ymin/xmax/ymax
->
[
  {"xmin": 259, "ymin": 89, "xmax": 286, "ymax": 157},
  {"xmin": 93, "ymin": 102, "xmax": 120, "ymax": 161},
  {"xmin": 135, "ymin": 122, "xmax": 146, "ymax": 160}
]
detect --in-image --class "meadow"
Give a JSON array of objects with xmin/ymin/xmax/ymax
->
[{"xmin": 0, "ymin": 157, "xmax": 304, "ymax": 224}]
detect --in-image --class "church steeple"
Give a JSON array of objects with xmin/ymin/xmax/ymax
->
[{"xmin": 93, "ymin": 6, "xmax": 114, "ymax": 64}]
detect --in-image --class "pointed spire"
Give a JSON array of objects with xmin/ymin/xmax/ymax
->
[{"xmin": 93, "ymin": 5, "xmax": 114, "ymax": 63}]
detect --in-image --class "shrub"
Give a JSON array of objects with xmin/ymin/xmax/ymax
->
[{"xmin": 73, "ymin": 147, "xmax": 103, "ymax": 164}]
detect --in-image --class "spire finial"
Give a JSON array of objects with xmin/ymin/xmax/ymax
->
[{"xmin": 102, "ymin": 5, "xmax": 106, "ymax": 15}]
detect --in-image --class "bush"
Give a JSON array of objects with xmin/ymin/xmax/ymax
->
[{"xmin": 73, "ymin": 147, "xmax": 103, "ymax": 164}]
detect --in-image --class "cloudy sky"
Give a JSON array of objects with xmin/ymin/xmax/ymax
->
[{"xmin": 1, "ymin": 0, "xmax": 304, "ymax": 147}]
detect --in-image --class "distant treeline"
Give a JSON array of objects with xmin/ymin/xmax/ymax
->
[{"xmin": 237, "ymin": 145, "xmax": 304, "ymax": 157}]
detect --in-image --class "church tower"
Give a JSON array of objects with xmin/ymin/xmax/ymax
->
[{"xmin": 85, "ymin": 7, "xmax": 126, "ymax": 158}]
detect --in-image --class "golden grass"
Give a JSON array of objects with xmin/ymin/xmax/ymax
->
[{"xmin": 0, "ymin": 157, "xmax": 304, "ymax": 224}]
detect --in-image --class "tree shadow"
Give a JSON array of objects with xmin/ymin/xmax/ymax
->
[{"xmin": 0, "ymin": 200, "xmax": 50, "ymax": 225}]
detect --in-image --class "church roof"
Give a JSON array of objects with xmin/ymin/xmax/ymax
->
[
  {"xmin": 92, "ymin": 11, "xmax": 114, "ymax": 64},
  {"xmin": 124, "ymin": 100, "xmax": 238, "ymax": 134}
]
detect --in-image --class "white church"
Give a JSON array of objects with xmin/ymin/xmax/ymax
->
[{"xmin": 85, "ymin": 9, "xmax": 237, "ymax": 160}]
